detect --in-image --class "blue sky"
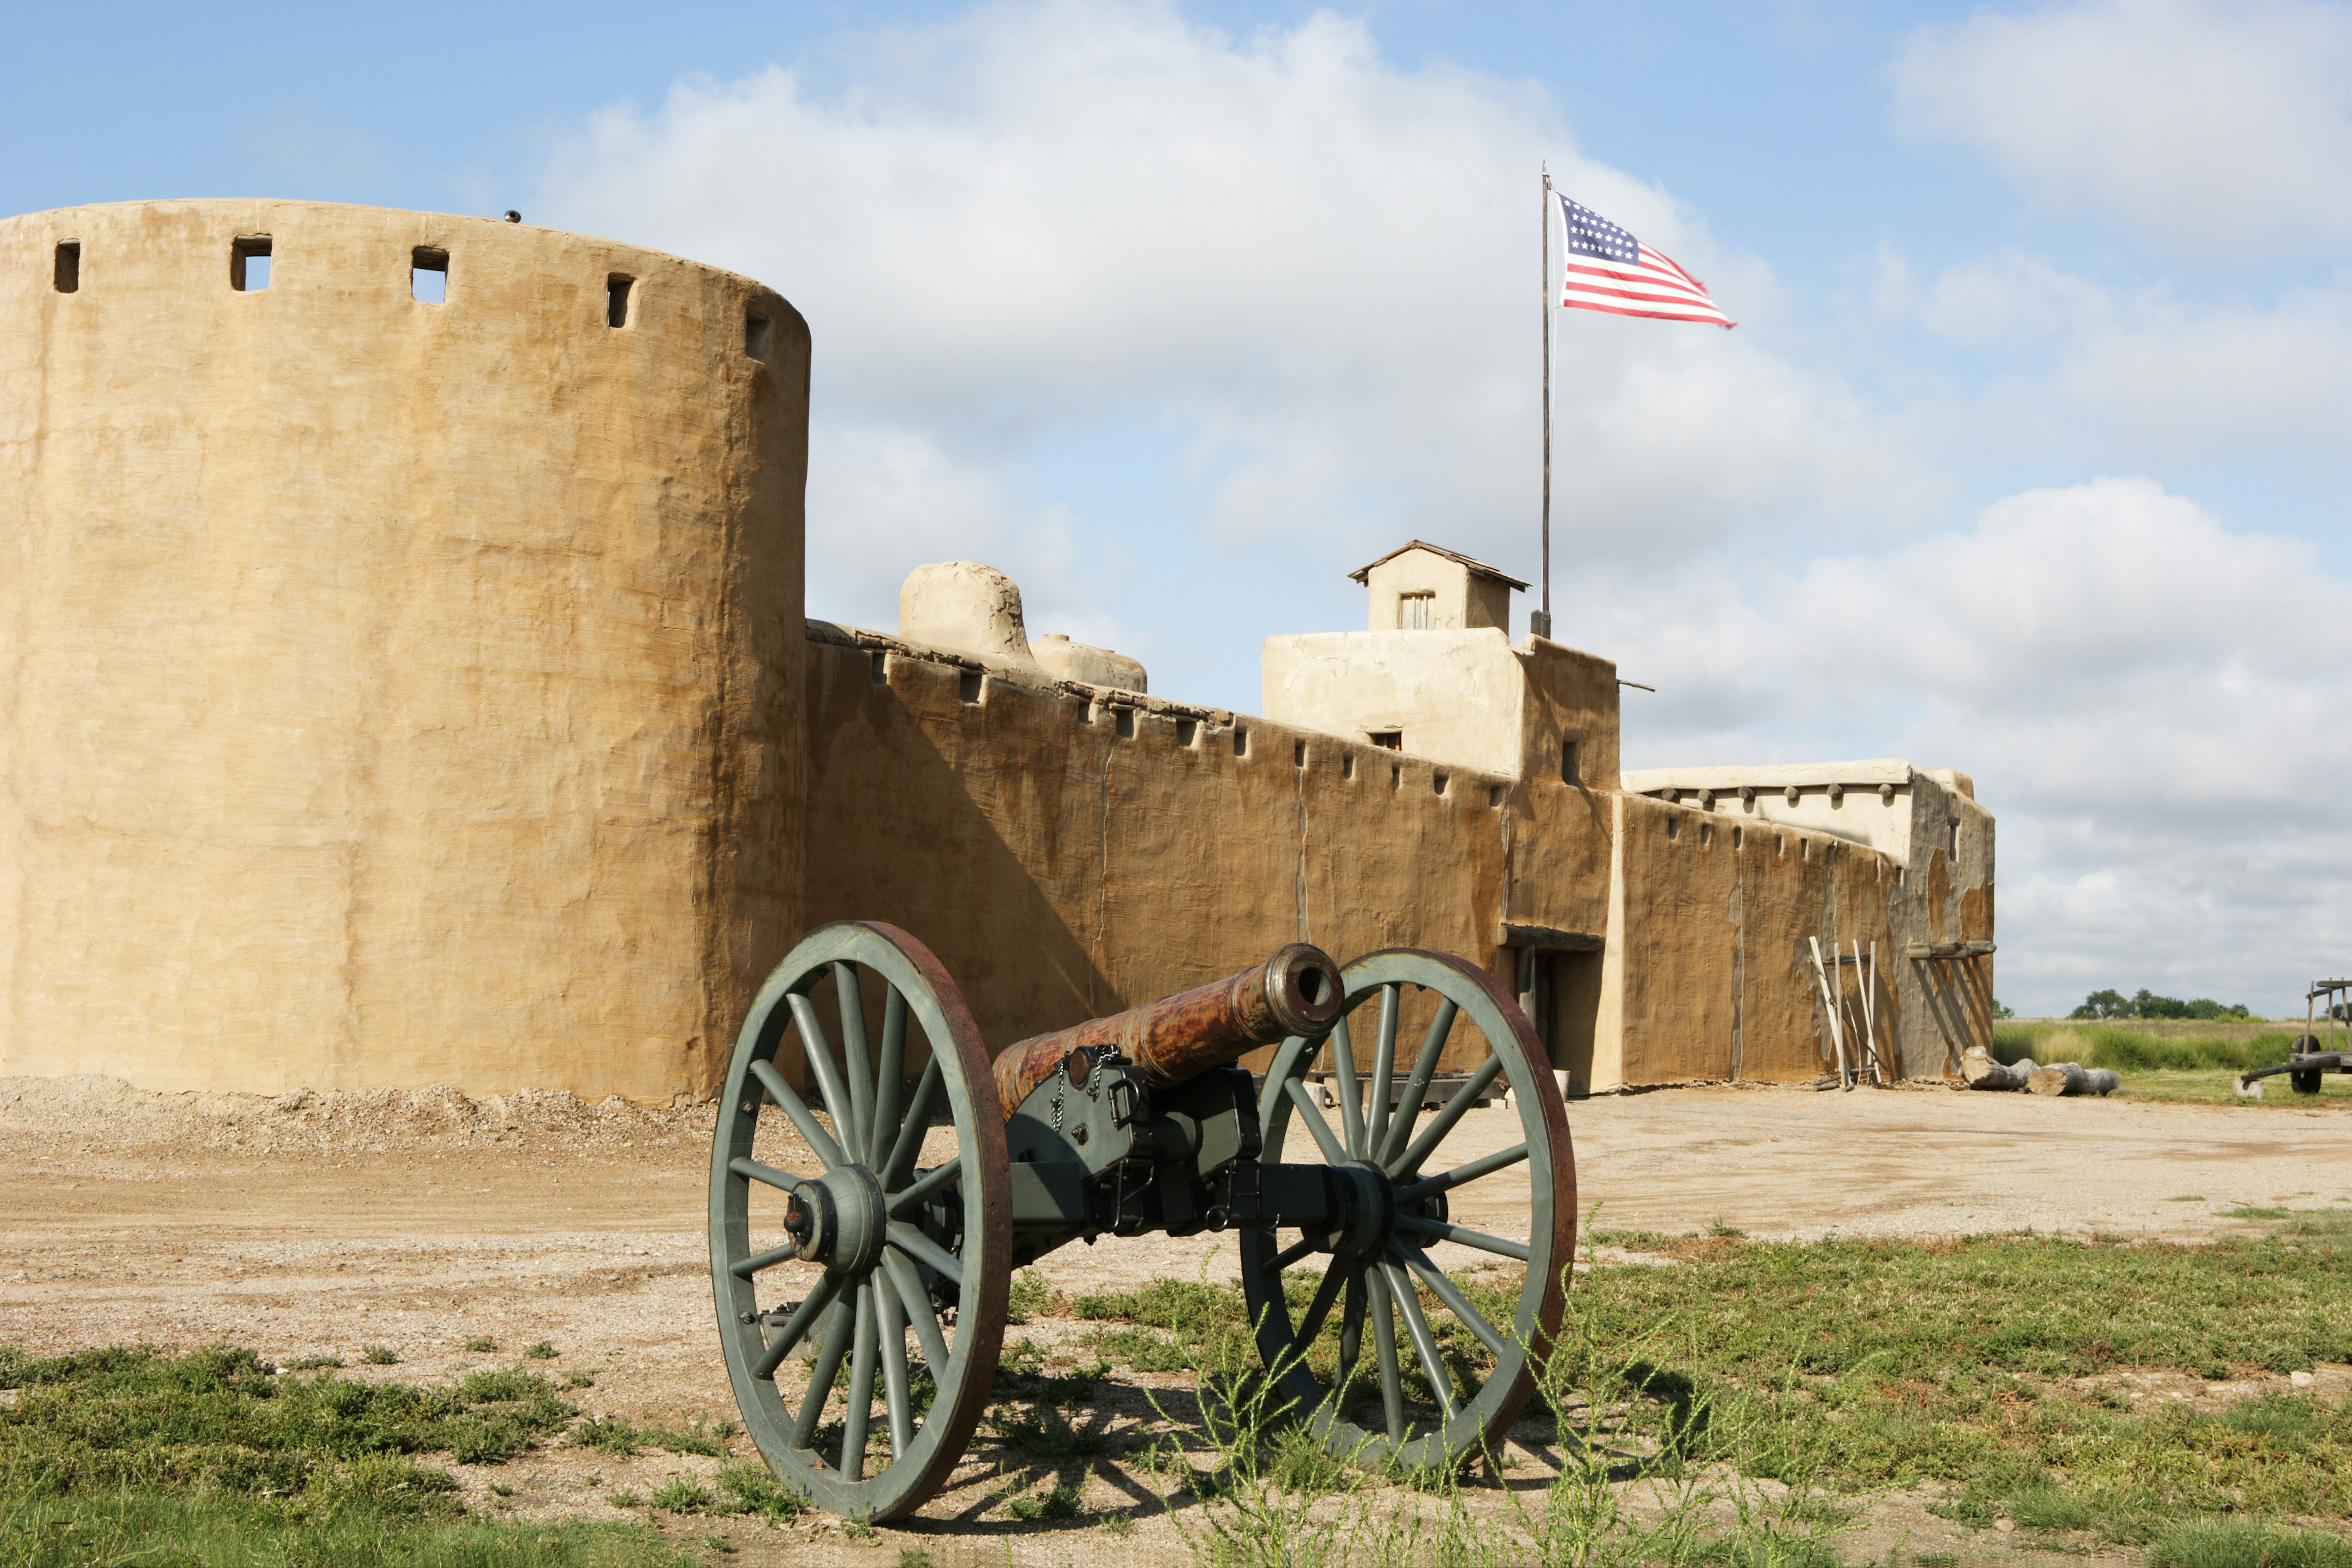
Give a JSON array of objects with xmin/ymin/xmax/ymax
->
[{"xmin": 10, "ymin": 0, "xmax": 2351, "ymax": 1015}]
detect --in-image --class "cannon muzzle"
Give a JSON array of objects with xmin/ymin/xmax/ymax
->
[{"xmin": 992, "ymin": 942, "xmax": 1344, "ymax": 1114}]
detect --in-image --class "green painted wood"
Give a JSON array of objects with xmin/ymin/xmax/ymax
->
[
  {"xmin": 710, "ymin": 922, "xmax": 1011, "ymax": 1523},
  {"xmin": 1238, "ymin": 948, "xmax": 1578, "ymax": 1474}
]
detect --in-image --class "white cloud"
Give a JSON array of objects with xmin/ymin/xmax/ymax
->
[
  {"xmin": 1584, "ymin": 477, "xmax": 2352, "ymax": 1014},
  {"xmin": 1893, "ymin": 0, "xmax": 2352, "ymax": 255},
  {"xmin": 802, "ymin": 418, "xmax": 1121, "ymax": 649},
  {"xmin": 534, "ymin": 0, "xmax": 1931, "ymax": 576}
]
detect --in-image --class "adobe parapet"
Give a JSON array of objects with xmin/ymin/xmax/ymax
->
[{"xmin": 1, "ymin": 200, "xmax": 811, "ymax": 1099}]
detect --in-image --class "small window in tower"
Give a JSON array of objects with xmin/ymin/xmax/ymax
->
[
  {"xmin": 1561, "ymin": 739, "xmax": 1580, "ymax": 785},
  {"xmin": 412, "ymin": 247, "xmax": 448, "ymax": 303},
  {"xmin": 1399, "ymin": 592, "xmax": 1434, "ymax": 630},
  {"xmin": 1368, "ymin": 731, "xmax": 1401, "ymax": 750},
  {"xmin": 745, "ymin": 311, "xmax": 771, "ymax": 361},
  {"xmin": 231, "ymin": 235, "xmax": 272, "ymax": 292},
  {"xmin": 606, "ymin": 274, "xmax": 634, "ymax": 328},
  {"xmin": 53, "ymin": 241, "xmax": 81, "ymax": 293}
]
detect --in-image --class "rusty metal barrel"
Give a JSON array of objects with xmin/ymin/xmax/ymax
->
[{"xmin": 991, "ymin": 942, "xmax": 1345, "ymax": 1114}]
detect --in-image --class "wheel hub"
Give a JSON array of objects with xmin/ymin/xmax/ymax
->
[
  {"xmin": 1326, "ymin": 1160, "xmax": 1394, "ymax": 1261},
  {"xmin": 790, "ymin": 1165, "xmax": 888, "ymax": 1274}
]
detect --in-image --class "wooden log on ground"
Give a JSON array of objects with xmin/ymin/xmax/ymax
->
[
  {"xmin": 1961, "ymin": 1046, "xmax": 2036, "ymax": 1090},
  {"xmin": 2026, "ymin": 1062, "xmax": 2119, "ymax": 1097}
]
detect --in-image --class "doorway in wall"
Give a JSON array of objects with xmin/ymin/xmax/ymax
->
[{"xmin": 1517, "ymin": 946, "xmax": 1604, "ymax": 1096}]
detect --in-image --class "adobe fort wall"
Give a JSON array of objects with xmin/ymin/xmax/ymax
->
[
  {"xmin": 0, "ymin": 200, "xmax": 807, "ymax": 1099},
  {"xmin": 796, "ymin": 623, "xmax": 1611, "ymax": 1081},
  {"xmin": 1, "ymin": 201, "xmax": 1992, "ymax": 1104}
]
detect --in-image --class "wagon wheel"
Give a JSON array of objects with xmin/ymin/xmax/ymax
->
[
  {"xmin": 1240, "ymin": 948, "xmax": 1575, "ymax": 1473},
  {"xmin": 710, "ymin": 921, "xmax": 1011, "ymax": 1521},
  {"xmin": 2289, "ymin": 1035, "xmax": 2324, "ymax": 1095}
]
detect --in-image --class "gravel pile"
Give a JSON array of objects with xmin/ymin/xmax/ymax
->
[{"xmin": 0, "ymin": 1074, "xmax": 714, "ymax": 1157}]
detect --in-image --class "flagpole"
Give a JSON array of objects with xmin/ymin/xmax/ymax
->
[{"xmin": 1534, "ymin": 165, "xmax": 1553, "ymax": 643}]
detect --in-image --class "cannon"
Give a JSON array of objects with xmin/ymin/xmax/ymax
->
[{"xmin": 709, "ymin": 922, "xmax": 1577, "ymax": 1520}]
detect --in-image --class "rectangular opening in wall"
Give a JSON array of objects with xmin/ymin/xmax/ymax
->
[
  {"xmin": 411, "ymin": 246, "xmax": 448, "ymax": 304},
  {"xmin": 1399, "ymin": 591, "xmax": 1434, "ymax": 630},
  {"xmin": 1115, "ymin": 707, "xmax": 1136, "ymax": 739},
  {"xmin": 1553, "ymin": 949, "xmax": 1605, "ymax": 1095},
  {"xmin": 1390, "ymin": 763, "xmax": 1401, "ymax": 789},
  {"xmin": 606, "ymin": 274, "xmax": 634, "ymax": 328},
  {"xmin": 957, "ymin": 670, "xmax": 984, "ymax": 704},
  {"xmin": 869, "ymin": 650, "xmax": 888, "ymax": 686},
  {"xmin": 53, "ymin": 241, "xmax": 80, "ymax": 293},
  {"xmin": 1233, "ymin": 727, "xmax": 1248, "ymax": 756},
  {"xmin": 1175, "ymin": 718, "xmax": 1197, "ymax": 747},
  {"xmin": 1342, "ymin": 755, "xmax": 1355, "ymax": 781},
  {"xmin": 1433, "ymin": 771, "xmax": 1449, "ymax": 796},
  {"xmin": 1561, "ymin": 739, "xmax": 1580, "ymax": 785},
  {"xmin": 1293, "ymin": 739, "xmax": 1307, "ymax": 767},
  {"xmin": 745, "ymin": 311, "xmax": 771, "ymax": 361},
  {"xmin": 230, "ymin": 235, "xmax": 272, "ymax": 292},
  {"xmin": 1369, "ymin": 730, "xmax": 1401, "ymax": 750},
  {"xmin": 1488, "ymin": 784, "xmax": 1504, "ymax": 808}
]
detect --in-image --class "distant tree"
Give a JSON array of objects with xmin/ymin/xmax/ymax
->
[
  {"xmin": 2070, "ymin": 989, "xmax": 2128, "ymax": 1020},
  {"xmin": 2133, "ymin": 989, "xmax": 2191, "ymax": 1020},
  {"xmin": 1993, "ymin": 999, "xmax": 2015, "ymax": 1019}
]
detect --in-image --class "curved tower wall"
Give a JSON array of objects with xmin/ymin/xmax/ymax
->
[{"xmin": 0, "ymin": 200, "xmax": 807, "ymax": 1099}]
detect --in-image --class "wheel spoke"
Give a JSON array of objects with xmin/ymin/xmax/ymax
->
[
  {"xmin": 1262, "ymin": 1234, "xmax": 1320, "ymax": 1275},
  {"xmin": 747, "ymin": 1058, "xmax": 848, "ymax": 1170},
  {"xmin": 1396, "ymin": 1241, "xmax": 1510, "ymax": 1358},
  {"xmin": 1292, "ymin": 1257, "xmax": 1351, "ymax": 1352},
  {"xmin": 840, "ymin": 1281, "xmax": 879, "ymax": 1480},
  {"xmin": 1393, "ymin": 1141, "xmax": 1528, "ymax": 1204},
  {"xmin": 887, "ymin": 1155, "xmax": 964, "ymax": 1218},
  {"xmin": 884, "ymin": 1248, "xmax": 949, "ymax": 1373},
  {"xmin": 729, "ymin": 1240, "xmax": 803, "ymax": 1279},
  {"xmin": 1394, "ymin": 1214, "xmax": 1531, "ymax": 1262},
  {"xmin": 752, "ymin": 1268, "xmax": 845, "ymax": 1378},
  {"xmin": 1335, "ymin": 1273, "xmax": 1366, "ymax": 1403},
  {"xmin": 878, "ymin": 1058, "xmax": 942, "ymax": 1189},
  {"xmin": 729, "ymin": 1152, "xmax": 817, "ymax": 1193},
  {"xmin": 1386, "ymin": 1053, "xmax": 1506, "ymax": 1178},
  {"xmin": 1368, "ymin": 1267, "xmax": 1406, "ymax": 1443},
  {"xmin": 1328, "ymin": 1012, "xmax": 1365, "ymax": 1158},
  {"xmin": 833, "ymin": 963, "xmax": 875, "ymax": 1162},
  {"xmin": 876, "ymin": 1267, "xmax": 913, "ymax": 1460},
  {"xmin": 1384, "ymin": 1259, "xmax": 1458, "ymax": 1420},
  {"xmin": 791, "ymin": 1297, "xmax": 854, "ymax": 1448},
  {"xmin": 1367, "ymin": 983, "xmax": 1400, "ymax": 1157},
  {"xmin": 887, "ymin": 1221, "xmax": 964, "ymax": 1289},
  {"xmin": 1283, "ymin": 1077, "xmax": 1351, "ymax": 1166},
  {"xmin": 1374, "ymin": 998, "xmax": 1457, "ymax": 1166},
  {"xmin": 870, "ymin": 986, "xmax": 909, "ymax": 1167},
  {"xmin": 786, "ymin": 993, "xmax": 856, "ymax": 1149}
]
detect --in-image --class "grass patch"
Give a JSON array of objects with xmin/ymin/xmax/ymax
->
[
  {"xmin": 567, "ymin": 1414, "xmax": 729, "ymax": 1460},
  {"xmin": 463, "ymin": 1337, "xmax": 496, "ymax": 1354},
  {"xmin": 361, "ymin": 1345, "xmax": 401, "ymax": 1365},
  {"xmin": 522, "ymin": 1341, "xmax": 559, "ymax": 1360},
  {"xmin": 0, "ymin": 1344, "xmax": 707, "ymax": 1565},
  {"xmin": 2149, "ymin": 1519, "xmax": 2352, "ymax": 1567},
  {"xmin": 1006, "ymin": 1480, "xmax": 1084, "ymax": 1521},
  {"xmin": 1070, "ymin": 1219, "xmax": 2352, "ymax": 1558}
]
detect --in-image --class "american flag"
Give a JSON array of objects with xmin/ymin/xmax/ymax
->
[{"xmin": 1556, "ymin": 193, "xmax": 1735, "ymax": 329}]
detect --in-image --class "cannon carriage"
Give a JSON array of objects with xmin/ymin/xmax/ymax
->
[{"xmin": 709, "ymin": 922, "xmax": 1575, "ymax": 1520}]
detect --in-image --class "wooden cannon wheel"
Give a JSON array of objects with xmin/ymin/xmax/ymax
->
[
  {"xmin": 1241, "ymin": 948, "xmax": 1577, "ymax": 1473},
  {"xmin": 709, "ymin": 922, "xmax": 1012, "ymax": 1521}
]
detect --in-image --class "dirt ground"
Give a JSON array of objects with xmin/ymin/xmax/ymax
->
[{"xmin": 5, "ymin": 1074, "xmax": 2348, "ymax": 1567}]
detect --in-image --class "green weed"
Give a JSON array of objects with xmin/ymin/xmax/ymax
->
[
  {"xmin": 646, "ymin": 1477, "xmax": 710, "ymax": 1513},
  {"xmin": 361, "ymin": 1344, "xmax": 402, "ymax": 1365},
  {"xmin": 522, "ymin": 1341, "xmax": 559, "ymax": 1360}
]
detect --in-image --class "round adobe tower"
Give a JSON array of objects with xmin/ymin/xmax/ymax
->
[{"xmin": 0, "ymin": 200, "xmax": 807, "ymax": 1100}]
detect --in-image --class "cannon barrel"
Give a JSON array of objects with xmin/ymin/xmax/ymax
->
[{"xmin": 992, "ymin": 941, "xmax": 1344, "ymax": 1113}]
